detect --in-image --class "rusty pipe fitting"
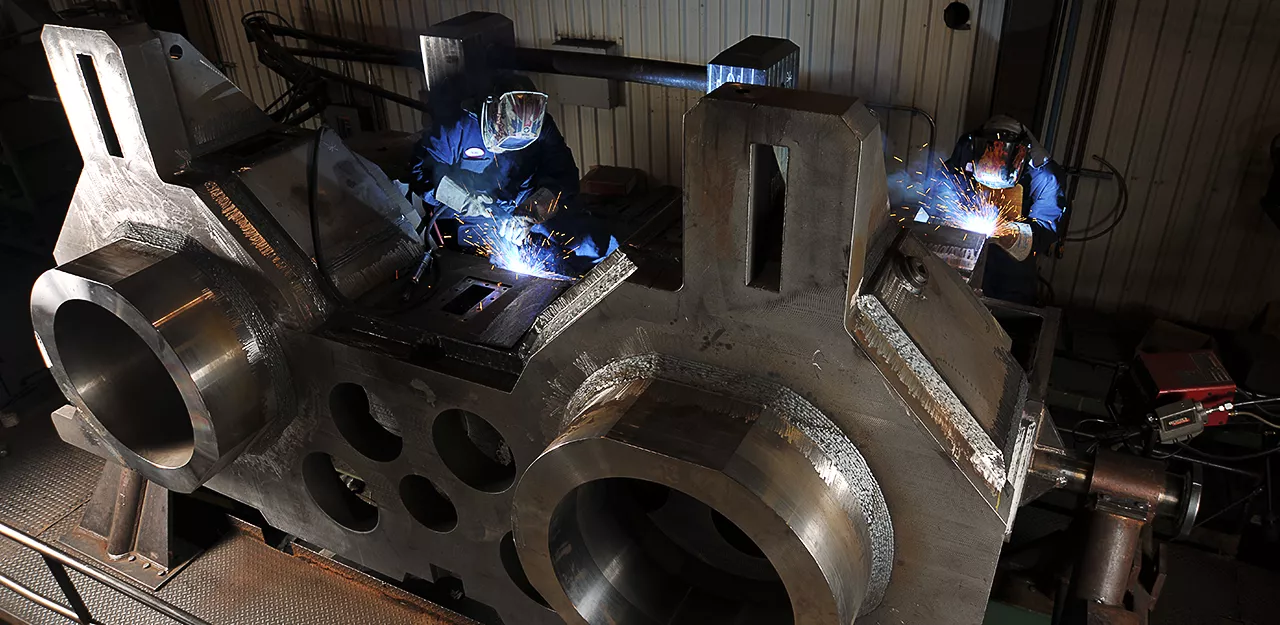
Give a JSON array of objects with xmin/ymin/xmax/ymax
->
[
  {"xmin": 1075, "ymin": 494, "xmax": 1147, "ymax": 606},
  {"xmin": 1029, "ymin": 448, "xmax": 1184, "ymax": 520}
]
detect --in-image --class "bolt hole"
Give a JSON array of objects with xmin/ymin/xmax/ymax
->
[
  {"xmin": 500, "ymin": 532, "xmax": 550, "ymax": 609},
  {"xmin": 400, "ymin": 474, "xmax": 458, "ymax": 533},
  {"xmin": 302, "ymin": 452, "xmax": 378, "ymax": 532},
  {"xmin": 943, "ymin": 2, "xmax": 972, "ymax": 30},
  {"xmin": 432, "ymin": 409, "xmax": 515, "ymax": 493},
  {"xmin": 901, "ymin": 255, "xmax": 930, "ymax": 287},
  {"xmin": 330, "ymin": 383, "xmax": 402, "ymax": 462},
  {"xmin": 168, "ymin": 44, "xmax": 183, "ymax": 60}
]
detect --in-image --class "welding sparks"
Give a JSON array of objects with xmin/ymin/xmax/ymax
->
[
  {"xmin": 889, "ymin": 159, "xmax": 1025, "ymax": 238},
  {"xmin": 463, "ymin": 221, "xmax": 574, "ymax": 281},
  {"xmin": 957, "ymin": 212, "xmax": 1000, "ymax": 237}
]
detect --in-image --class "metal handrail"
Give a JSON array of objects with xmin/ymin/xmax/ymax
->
[
  {"xmin": 0, "ymin": 519, "xmax": 210, "ymax": 625},
  {"xmin": 0, "ymin": 568, "xmax": 99, "ymax": 624},
  {"xmin": 865, "ymin": 103, "xmax": 939, "ymax": 180}
]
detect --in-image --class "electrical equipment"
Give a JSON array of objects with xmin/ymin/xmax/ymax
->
[{"xmin": 1136, "ymin": 350, "xmax": 1236, "ymax": 426}]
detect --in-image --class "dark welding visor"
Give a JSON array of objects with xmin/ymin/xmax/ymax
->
[
  {"xmin": 970, "ymin": 130, "xmax": 1030, "ymax": 190},
  {"xmin": 481, "ymin": 91, "xmax": 548, "ymax": 153}
]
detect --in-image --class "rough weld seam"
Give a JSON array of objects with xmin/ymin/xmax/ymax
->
[
  {"xmin": 519, "ymin": 251, "xmax": 637, "ymax": 358},
  {"xmin": 853, "ymin": 294, "xmax": 1006, "ymax": 491},
  {"xmin": 1003, "ymin": 414, "xmax": 1039, "ymax": 535}
]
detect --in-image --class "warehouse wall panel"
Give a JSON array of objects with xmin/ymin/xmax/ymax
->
[
  {"xmin": 201, "ymin": 0, "xmax": 1005, "ymax": 186},
  {"xmin": 1046, "ymin": 0, "xmax": 1280, "ymax": 329}
]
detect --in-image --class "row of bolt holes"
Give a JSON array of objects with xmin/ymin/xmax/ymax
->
[
  {"xmin": 306, "ymin": 383, "xmax": 515, "ymax": 535},
  {"xmin": 302, "ymin": 383, "xmax": 547, "ymax": 606}
]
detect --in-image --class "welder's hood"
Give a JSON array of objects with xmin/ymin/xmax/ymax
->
[
  {"xmin": 481, "ymin": 90, "xmax": 548, "ymax": 153},
  {"xmin": 969, "ymin": 119, "xmax": 1032, "ymax": 190},
  {"xmin": 968, "ymin": 115, "xmax": 1053, "ymax": 189},
  {"xmin": 972, "ymin": 134, "xmax": 1028, "ymax": 190}
]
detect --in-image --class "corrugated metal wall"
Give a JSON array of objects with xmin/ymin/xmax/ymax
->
[
  {"xmin": 1046, "ymin": 0, "xmax": 1280, "ymax": 329},
  {"xmin": 202, "ymin": 0, "xmax": 1004, "ymax": 186}
]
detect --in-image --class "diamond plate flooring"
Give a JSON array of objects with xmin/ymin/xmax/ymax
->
[{"xmin": 0, "ymin": 398, "xmax": 474, "ymax": 625}]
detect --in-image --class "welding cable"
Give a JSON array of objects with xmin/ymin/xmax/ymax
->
[
  {"xmin": 1203, "ymin": 397, "xmax": 1280, "ymax": 420},
  {"xmin": 305, "ymin": 128, "xmax": 352, "ymax": 309},
  {"xmin": 1149, "ymin": 448, "xmax": 1262, "ymax": 478},
  {"xmin": 1037, "ymin": 274, "xmax": 1056, "ymax": 305},
  {"xmin": 1064, "ymin": 154, "xmax": 1126, "ymax": 235},
  {"xmin": 1063, "ymin": 155, "xmax": 1128, "ymax": 242},
  {"xmin": 1235, "ymin": 410, "xmax": 1280, "ymax": 430},
  {"xmin": 1231, "ymin": 397, "xmax": 1280, "ymax": 409},
  {"xmin": 1192, "ymin": 484, "xmax": 1266, "ymax": 529},
  {"xmin": 303, "ymin": 127, "xmax": 443, "ymax": 315},
  {"xmin": 241, "ymin": 10, "xmax": 296, "ymax": 28},
  {"xmin": 307, "ymin": 128, "xmax": 327, "ymax": 279},
  {"xmin": 263, "ymin": 81, "xmax": 303, "ymax": 115},
  {"xmin": 1175, "ymin": 441, "xmax": 1280, "ymax": 462},
  {"xmin": 1237, "ymin": 389, "xmax": 1280, "ymax": 417}
]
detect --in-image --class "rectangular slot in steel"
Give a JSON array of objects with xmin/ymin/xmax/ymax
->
[
  {"xmin": 77, "ymin": 54, "xmax": 123, "ymax": 158},
  {"xmin": 439, "ymin": 277, "xmax": 511, "ymax": 320},
  {"xmin": 443, "ymin": 284, "xmax": 497, "ymax": 315},
  {"xmin": 745, "ymin": 143, "xmax": 788, "ymax": 291}
]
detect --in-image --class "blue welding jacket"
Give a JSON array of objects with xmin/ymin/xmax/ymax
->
[
  {"xmin": 945, "ymin": 134, "xmax": 1068, "ymax": 304},
  {"xmin": 408, "ymin": 79, "xmax": 616, "ymax": 271},
  {"xmin": 945, "ymin": 137, "xmax": 1067, "ymax": 253},
  {"xmin": 409, "ymin": 74, "xmax": 581, "ymax": 217}
]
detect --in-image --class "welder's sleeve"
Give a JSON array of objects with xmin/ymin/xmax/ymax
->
[
  {"xmin": 945, "ymin": 135, "xmax": 976, "ymax": 172},
  {"xmin": 1026, "ymin": 162, "xmax": 1067, "ymax": 254},
  {"xmin": 518, "ymin": 114, "xmax": 580, "ymax": 208},
  {"xmin": 408, "ymin": 124, "xmax": 460, "ymax": 208}
]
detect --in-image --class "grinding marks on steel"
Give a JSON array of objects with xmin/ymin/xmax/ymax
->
[
  {"xmin": 1002, "ymin": 414, "xmax": 1039, "ymax": 535},
  {"xmin": 997, "ymin": 359, "xmax": 1032, "ymax": 461},
  {"xmin": 519, "ymin": 250, "xmax": 637, "ymax": 358},
  {"xmin": 109, "ymin": 223, "xmax": 296, "ymax": 457},
  {"xmin": 202, "ymin": 177, "xmax": 338, "ymax": 329},
  {"xmin": 563, "ymin": 353, "xmax": 894, "ymax": 612},
  {"xmin": 611, "ymin": 379, "xmax": 762, "ymax": 470},
  {"xmin": 852, "ymin": 294, "xmax": 1006, "ymax": 493},
  {"xmin": 203, "ymin": 180, "xmax": 332, "ymax": 322}
]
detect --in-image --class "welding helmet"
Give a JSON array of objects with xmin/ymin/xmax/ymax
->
[
  {"xmin": 481, "ymin": 91, "xmax": 548, "ymax": 153},
  {"xmin": 969, "ymin": 127, "xmax": 1031, "ymax": 190}
]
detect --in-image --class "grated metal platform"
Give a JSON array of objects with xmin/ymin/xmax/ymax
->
[{"xmin": 0, "ymin": 393, "xmax": 474, "ymax": 625}]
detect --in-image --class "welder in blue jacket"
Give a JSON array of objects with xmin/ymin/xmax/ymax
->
[
  {"xmin": 945, "ymin": 115, "xmax": 1067, "ymax": 304},
  {"xmin": 408, "ymin": 73, "xmax": 616, "ymax": 277}
]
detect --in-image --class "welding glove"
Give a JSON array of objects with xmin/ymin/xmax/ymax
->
[
  {"xmin": 435, "ymin": 175, "xmax": 495, "ymax": 219},
  {"xmin": 993, "ymin": 221, "xmax": 1033, "ymax": 261},
  {"xmin": 498, "ymin": 215, "xmax": 535, "ymax": 246},
  {"xmin": 515, "ymin": 187, "xmax": 563, "ymax": 224}
]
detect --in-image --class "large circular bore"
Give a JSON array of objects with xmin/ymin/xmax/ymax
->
[
  {"xmin": 303, "ymin": 452, "xmax": 378, "ymax": 533},
  {"xmin": 514, "ymin": 358, "xmax": 894, "ymax": 625},
  {"xmin": 433, "ymin": 409, "xmax": 515, "ymax": 493},
  {"xmin": 330, "ymin": 383, "xmax": 402, "ymax": 462},
  {"xmin": 31, "ymin": 239, "xmax": 286, "ymax": 492},
  {"xmin": 550, "ymin": 477, "xmax": 792, "ymax": 624},
  {"xmin": 54, "ymin": 299, "xmax": 193, "ymax": 468},
  {"xmin": 399, "ymin": 474, "xmax": 457, "ymax": 533}
]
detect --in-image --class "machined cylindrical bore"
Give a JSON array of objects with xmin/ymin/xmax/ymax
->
[
  {"xmin": 512, "ymin": 354, "xmax": 893, "ymax": 625},
  {"xmin": 31, "ymin": 236, "xmax": 285, "ymax": 492}
]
